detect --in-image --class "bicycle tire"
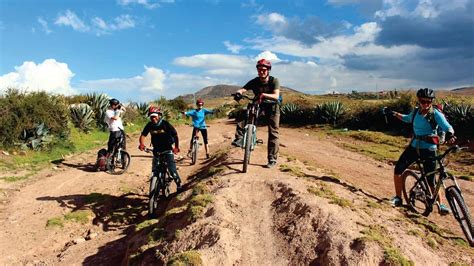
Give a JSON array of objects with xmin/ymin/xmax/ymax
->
[
  {"xmin": 160, "ymin": 172, "xmax": 171, "ymax": 198},
  {"xmin": 148, "ymin": 175, "xmax": 159, "ymax": 218},
  {"xmin": 445, "ymin": 186, "xmax": 474, "ymax": 246},
  {"xmin": 191, "ymin": 139, "xmax": 198, "ymax": 165},
  {"xmin": 242, "ymin": 125, "xmax": 254, "ymax": 173},
  {"xmin": 108, "ymin": 150, "xmax": 131, "ymax": 175},
  {"xmin": 402, "ymin": 170, "xmax": 432, "ymax": 216}
]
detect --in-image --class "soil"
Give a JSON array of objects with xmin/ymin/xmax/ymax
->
[{"xmin": 0, "ymin": 118, "xmax": 472, "ymax": 265}]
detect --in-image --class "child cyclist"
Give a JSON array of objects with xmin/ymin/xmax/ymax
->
[
  {"xmin": 139, "ymin": 106, "xmax": 182, "ymax": 191},
  {"xmin": 183, "ymin": 98, "xmax": 214, "ymax": 159}
]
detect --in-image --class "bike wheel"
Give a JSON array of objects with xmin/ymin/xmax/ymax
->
[
  {"xmin": 445, "ymin": 186, "xmax": 474, "ymax": 246},
  {"xmin": 108, "ymin": 150, "xmax": 131, "ymax": 175},
  {"xmin": 191, "ymin": 139, "xmax": 198, "ymax": 165},
  {"xmin": 148, "ymin": 175, "xmax": 159, "ymax": 218},
  {"xmin": 402, "ymin": 170, "xmax": 432, "ymax": 216},
  {"xmin": 242, "ymin": 125, "xmax": 254, "ymax": 173},
  {"xmin": 160, "ymin": 173, "xmax": 171, "ymax": 198}
]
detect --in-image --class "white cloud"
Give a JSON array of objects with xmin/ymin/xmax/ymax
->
[
  {"xmin": 38, "ymin": 17, "xmax": 52, "ymax": 34},
  {"xmin": 173, "ymin": 54, "xmax": 251, "ymax": 69},
  {"xmin": 0, "ymin": 59, "xmax": 76, "ymax": 95},
  {"xmin": 224, "ymin": 41, "xmax": 243, "ymax": 54},
  {"xmin": 55, "ymin": 10, "xmax": 89, "ymax": 32},
  {"xmin": 54, "ymin": 10, "xmax": 135, "ymax": 35},
  {"xmin": 254, "ymin": 50, "xmax": 281, "ymax": 62},
  {"xmin": 256, "ymin": 12, "xmax": 288, "ymax": 33},
  {"xmin": 117, "ymin": 0, "xmax": 173, "ymax": 9}
]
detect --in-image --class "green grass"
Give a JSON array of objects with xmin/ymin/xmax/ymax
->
[
  {"xmin": 307, "ymin": 184, "xmax": 353, "ymax": 208},
  {"xmin": 135, "ymin": 219, "xmax": 159, "ymax": 232},
  {"xmin": 167, "ymin": 250, "xmax": 202, "ymax": 266},
  {"xmin": 46, "ymin": 217, "xmax": 64, "ymax": 228},
  {"xmin": 187, "ymin": 183, "xmax": 214, "ymax": 221},
  {"xmin": 64, "ymin": 210, "xmax": 93, "ymax": 224},
  {"xmin": 279, "ymin": 164, "xmax": 306, "ymax": 177}
]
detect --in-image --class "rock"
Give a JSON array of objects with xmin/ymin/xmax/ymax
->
[
  {"xmin": 19, "ymin": 151, "xmax": 27, "ymax": 156},
  {"xmin": 73, "ymin": 237, "xmax": 86, "ymax": 244},
  {"xmin": 86, "ymin": 232, "xmax": 98, "ymax": 240},
  {"xmin": 12, "ymin": 151, "xmax": 18, "ymax": 155},
  {"xmin": 1, "ymin": 150, "xmax": 9, "ymax": 156}
]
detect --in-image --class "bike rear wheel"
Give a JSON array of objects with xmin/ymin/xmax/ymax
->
[
  {"xmin": 402, "ymin": 170, "xmax": 432, "ymax": 216},
  {"xmin": 148, "ymin": 175, "xmax": 159, "ymax": 218},
  {"xmin": 242, "ymin": 125, "xmax": 254, "ymax": 173},
  {"xmin": 108, "ymin": 150, "xmax": 131, "ymax": 175},
  {"xmin": 445, "ymin": 186, "xmax": 474, "ymax": 246},
  {"xmin": 191, "ymin": 139, "xmax": 199, "ymax": 165}
]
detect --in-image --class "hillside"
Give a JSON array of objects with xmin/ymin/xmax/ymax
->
[
  {"xmin": 450, "ymin": 86, "xmax": 474, "ymax": 95},
  {"xmin": 175, "ymin": 84, "xmax": 302, "ymax": 103}
]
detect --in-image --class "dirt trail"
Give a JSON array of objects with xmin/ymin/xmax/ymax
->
[{"xmin": 0, "ymin": 119, "xmax": 472, "ymax": 265}]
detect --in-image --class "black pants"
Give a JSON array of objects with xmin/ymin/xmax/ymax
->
[
  {"xmin": 107, "ymin": 130, "xmax": 126, "ymax": 153},
  {"xmin": 235, "ymin": 103, "xmax": 280, "ymax": 163},
  {"xmin": 189, "ymin": 127, "xmax": 208, "ymax": 146},
  {"xmin": 394, "ymin": 145, "xmax": 437, "ymax": 186}
]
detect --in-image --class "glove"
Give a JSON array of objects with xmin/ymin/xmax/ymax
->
[
  {"xmin": 233, "ymin": 93, "xmax": 243, "ymax": 101},
  {"xmin": 445, "ymin": 132, "xmax": 456, "ymax": 144},
  {"xmin": 138, "ymin": 144, "xmax": 145, "ymax": 151},
  {"xmin": 258, "ymin": 93, "xmax": 265, "ymax": 103},
  {"xmin": 173, "ymin": 147, "xmax": 180, "ymax": 154}
]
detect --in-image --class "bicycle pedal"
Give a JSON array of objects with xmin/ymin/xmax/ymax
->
[{"xmin": 256, "ymin": 139, "xmax": 264, "ymax": 144}]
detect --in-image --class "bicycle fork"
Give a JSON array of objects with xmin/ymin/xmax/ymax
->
[{"xmin": 242, "ymin": 124, "xmax": 257, "ymax": 150}]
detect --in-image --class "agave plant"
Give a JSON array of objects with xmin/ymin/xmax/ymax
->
[
  {"xmin": 442, "ymin": 100, "xmax": 473, "ymax": 129},
  {"xmin": 133, "ymin": 102, "xmax": 150, "ymax": 117},
  {"xmin": 281, "ymin": 103, "xmax": 304, "ymax": 124},
  {"xmin": 70, "ymin": 103, "xmax": 95, "ymax": 133},
  {"xmin": 86, "ymin": 93, "xmax": 109, "ymax": 130},
  {"xmin": 316, "ymin": 101, "xmax": 345, "ymax": 126},
  {"xmin": 18, "ymin": 122, "xmax": 53, "ymax": 150}
]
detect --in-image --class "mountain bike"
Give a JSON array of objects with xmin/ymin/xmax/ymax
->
[
  {"xmin": 144, "ymin": 148, "xmax": 173, "ymax": 217},
  {"xmin": 232, "ymin": 93, "xmax": 263, "ymax": 173},
  {"xmin": 106, "ymin": 132, "xmax": 130, "ymax": 175},
  {"xmin": 402, "ymin": 145, "xmax": 473, "ymax": 246}
]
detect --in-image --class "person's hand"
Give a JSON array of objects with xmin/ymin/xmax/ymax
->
[
  {"xmin": 258, "ymin": 93, "xmax": 265, "ymax": 103},
  {"xmin": 173, "ymin": 147, "xmax": 180, "ymax": 154},
  {"xmin": 446, "ymin": 133, "xmax": 457, "ymax": 144},
  {"xmin": 181, "ymin": 111, "xmax": 186, "ymax": 115},
  {"xmin": 138, "ymin": 144, "xmax": 145, "ymax": 151},
  {"xmin": 233, "ymin": 93, "xmax": 243, "ymax": 101}
]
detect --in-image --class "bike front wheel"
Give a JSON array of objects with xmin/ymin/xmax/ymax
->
[
  {"xmin": 191, "ymin": 139, "xmax": 199, "ymax": 165},
  {"xmin": 402, "ymin": 170, "xmax": 432, "ymax": 216},
  {"xmin": 445, "ymin": 186, "xmax": 474, "ymax": 246},
  {"xmin": 242, "ymin": 125, "xmax": 254, "ymax": 173},
  {"xmin": 148, "ymin": 175, "xmax": 159, "ymax": 218},
  {"xmin": 108, "ymin": 150, "xmax": 131, "ymax": 175}
]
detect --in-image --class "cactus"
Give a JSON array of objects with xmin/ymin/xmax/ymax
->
[
  {"xmin": 70, "ymin": 103, "xmax": 95, "ymax": 132},
  {"xmin": 18, "ymin": 122, "xmax": 53, "ymax": 150},
  {"xmin": 133, "ymin": 102, "xmax": 150, "ymax": 117},
  {"xmin": 316, "ymin": 101, "xmax": 345, "ymax": 126},
  {"xmin": 86, "ymin": 93, "xmax": 110, "ymax": 130}
]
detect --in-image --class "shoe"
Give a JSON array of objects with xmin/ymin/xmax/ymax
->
[
  {"xmin": 266, "ymin": 161, "xmax": 277, "ymax": 168},
  {"xmin": 438, "ymin": 203, "xmax": 451, "ymax": 215},
  {"xmin": 231, "ymin": 138, "xmax": 243, "ymax": 147},
  {"xmin": 206, "ymin": 153, "xmax": 210, "ymax": 159},
  {"xmin": 187, "ymin": 150, "xmax": 192, "ymax": 158},
  {"xmin": 390, "ymin": 196, "xmax": 402, "ymax": 207},
  {"xmin": 176, "ymin": 184, "xmax": 183, "ymax": 193}
]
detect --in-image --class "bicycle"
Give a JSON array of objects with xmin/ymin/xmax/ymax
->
[
  {"xmin": 144, "ymin": 148, "xmax": 173, "ymax": 217},
  {"xmin": 232, "ymin": 93, "xmax": 263, "ymax": 173},
  {"xmin": 402, "ymin": 145, "xmax": 473, "ymax": 246},
  {"xmin": 106, "ymin": 132, "xmax": 130, "ymax": 175}
]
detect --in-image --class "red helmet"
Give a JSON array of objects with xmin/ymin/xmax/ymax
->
[
  {"xmin": 196, "ymin": 98, "xmax": 204, "ymax": 105},
  {"xmin": 256, "ymin": 59, "xmax": 271, "ymax": 70},
  {"xmin": 148, "ymin": 106, "xmax": 162, "ymax": 117}
]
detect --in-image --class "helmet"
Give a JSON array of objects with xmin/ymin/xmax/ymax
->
[
  {"xmin": 416, "ymin": 88, "xmax": 435, "ymax": 99},
  {"xmin": 256, "ymin": 59, "xmax": 272, "ymax": 70},
  {"xmin": 148, "ymin": 106, "xmax": 162, "ymax": 117},
  {"xmin": 196, "ymin": 98, "xmax": 204, "ymax": 105},
  {"xmin": 109, "ymin": 98, "xmax": 120, "ymax": 105}
]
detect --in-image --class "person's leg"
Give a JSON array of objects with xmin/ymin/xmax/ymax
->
[
  {"xmin": 107, "ymin": 132, "xmax": 115, "ymax": 153},
  {"xmin": 392, "ymin": 145, "xmax": 417, "ymax": 206},
  {"xmin": 166, "ymin": 153, "xmax": 182, "ymax": 188},
  {"xmin": 232, "ymin": 109, "xmax": 247, "ymax": 146},
  {"xmin": 201, "ymin": 128, "xmax": 209, "ymax": 157},
  {"xmin": 420, "ymin": 149, "xmax": 449, "ymax": 214},
  {"xmin": 267, "ymin": 104, "xmax": 280, "ymax": 165},
  {"xmin": 120, "ymin": 130, "xmax": 126, "ymax": 150}
]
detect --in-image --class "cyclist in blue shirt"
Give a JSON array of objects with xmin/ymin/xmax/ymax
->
[
  {"xmin": 390, "ymin": 88, "xmax": 456, "ymax": 215},
  {"xmin": 183, "ymin": 99, "xmax": 214, "ymax": 159}
]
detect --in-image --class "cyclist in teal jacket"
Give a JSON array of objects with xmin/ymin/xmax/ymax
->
[
  {"xmin": 390, "ymin": 88, "xmax": 456, "ymax": 215},
  {"xmin": 183, "ymin": 98, "xmax": 214, "ymax": 159}
]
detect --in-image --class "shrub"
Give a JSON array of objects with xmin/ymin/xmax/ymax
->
[
  {"xmin": 0, "ymin": 89, "xmax": 69, "ymax": 148},
  {"xmin": 69, "ymin": 103, "xmax": 95, "ymax": 133},
  {"xmin": 86, "ymin": 93, "xmax": 110, "ymax": 131}
]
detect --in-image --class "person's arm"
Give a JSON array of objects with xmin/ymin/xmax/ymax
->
[
  {"xmin": 392, "ymin": 110, "xmax": 413, "ymax": 123},
  {"xmin": 139, "ymin": 135, "xmax": 146, "ymax": 150},
  {"xmin": 164, "ymin": 121, "xmax": 180, "ymax": 153}
]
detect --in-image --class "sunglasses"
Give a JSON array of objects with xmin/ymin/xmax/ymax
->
[
  {"xmin": 419, "ymin": 99, "xmax": 432, "ymax": 104},
  {"xmin": 257, "ymin": 67, "xmax": 268, "ymax": 72}
]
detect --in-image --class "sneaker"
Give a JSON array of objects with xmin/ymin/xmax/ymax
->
[
  {"xmin": 231, "ymin": 138, "xmax": 243, "ymax": 147},
  {"xmin": 390, "ymin": 196, "xmax": 402, "ymax": 207},
  {"xmin": 206, "ymin": 153, "xmax": 210, "ymax": 159},
  {"xmin": 176, "ymin": 184, "xmax": 183, "ymax": 193},
  {"xmin": 438, "ymin": 203, "xmax": 451, "ymax": 215},
  {"xmin": 265, "ymin": 161, "xmax": 277, "ymax": 168}
]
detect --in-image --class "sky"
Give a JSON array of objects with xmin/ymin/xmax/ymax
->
[{"xmin": 0, "ymin": 0, "xmax": 473, "ymax": 102}]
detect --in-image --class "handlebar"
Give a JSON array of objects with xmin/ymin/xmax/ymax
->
[
  {"xmin": 231, "ymin": 93, "xmax": 258, "ymax": 103},
  {"xmin": 141, "ymin": 147, "xmax": 173, "ymax": 156}
]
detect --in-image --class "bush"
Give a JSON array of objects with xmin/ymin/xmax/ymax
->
[{"xmin": 0, "ymin": 89, "xmax": 69, "ymax": 148}]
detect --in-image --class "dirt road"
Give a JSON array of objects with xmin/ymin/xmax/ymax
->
[{"xmin": 0, "ymin": 119, "xmax": 472, "ymax": 265}]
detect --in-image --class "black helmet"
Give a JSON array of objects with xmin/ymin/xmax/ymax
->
[
  {"xmin": 416, "ymin": 88, "xmax": 435, "ymax": 99},
  {"xmin": 109, "ymin": 98, "xmax": 120, "ymax": 105}
]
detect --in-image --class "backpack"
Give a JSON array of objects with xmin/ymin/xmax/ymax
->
[
  {"xmin": 411, "ymin": 104, "xmax": 446, "ymax": 144},
  {"xmin": 95, "ymin": 148, "xmax": 108, "ymax": 171}
]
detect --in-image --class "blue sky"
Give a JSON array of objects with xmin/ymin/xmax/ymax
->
[{"xmin": 1, "ymin": 0, "xmax": 473, "ymax": 102}]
